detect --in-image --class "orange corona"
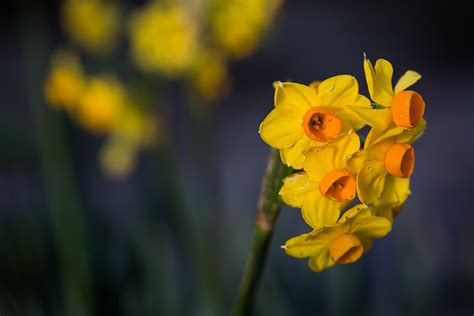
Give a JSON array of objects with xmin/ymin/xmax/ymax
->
[
  {"xmin": 384, "ymin": 143, "xmax": 415, "ymax": 178},
  {"xmin": 329, "ymin": 233, "xmax": 364, "ymax": 264},
  {"xmin": 302, "ymin": 107, "xmax": 342, "ymax": 142},
  {"xmin": 391, "ymin": 90, "xmax": 425, "ymax": 128},
  {"xmin": 319, "ymin": 169, "xmax": 356, "ymax": 202}
]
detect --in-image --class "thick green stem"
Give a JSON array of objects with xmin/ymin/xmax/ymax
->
[{"xmin": 232, "ymin": 149, "xmax": 291, "ymax": 316}]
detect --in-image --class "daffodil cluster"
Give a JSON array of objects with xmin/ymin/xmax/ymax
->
[
  {"xmin": 259, "ymin": 56, "xmax": 426, "ymax": 272},
  {"xmin": 44, "ymin": 51, "xmax": 158, "ymax": 179}
]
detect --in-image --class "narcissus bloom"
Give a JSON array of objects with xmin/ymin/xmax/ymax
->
[
  {"xmin": 76, "ymin": 76, "xmax": 125, "ymax": 134},
  {"xmin": 189, "ymin": 50, "xmax": 231, "ymax": 102},
  {"xmin": 349, "ymin": 121, "xmax": 426, "ymax": 206},
  {"xmin": 283, "ymin": 205, "xmax": 391, "ymax": 272},
  {"xmin": 44, "ymin": 51, "xmax": 85, "ymax": 111},
  {"xmin": 62, "ymin": 0, "xmax": 120, "ymax": 54},
  {"xmin": 209, "ymin": 0, "xmax": 282, "ymax": 58},
  {"xmin": 259, "ymin": 76, "xmax": 390, "ymax": 169},
  {"xmin": 279, "ymin": 133, "xmax": 360, "ymax": 228},
  {"xmin": 129, "ymin": 3, "xmax": 198, "ymax": 76},
  {"xmin": 364, "ymin": 56, "xmax": 426, "ymax": 130}
]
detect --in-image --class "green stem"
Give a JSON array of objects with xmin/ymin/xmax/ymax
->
[
  {"xmin": 18, "ymin": 5, "xmax": 92, "ymax": 315},
  {"xmin": 232, "ymin": 149, "xmax": 291, "ymax": 316}
]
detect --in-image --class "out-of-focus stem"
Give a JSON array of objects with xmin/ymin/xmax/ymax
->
[
  {"xmin": 18, "ymin": 5, "xmax": 92, "ymax": 316},
  {"xmin": 232, "ymin": 149, "xmax": 291, "ymax": 316}
]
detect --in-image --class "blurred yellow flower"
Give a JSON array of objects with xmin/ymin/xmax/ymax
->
[
  {"xmin": 129, "ymin": 3, "xmax": 199, "ymax": 76},
  {"xmin": 44, "ymin": 50, "xmax": 85, "ymax": 111},
  {"xmin": 209, "ymin": 0, "xmax": 282, "ymax": 58},
  {"xmin": 75, "ymin": 76, "xmax": 125, "ymax": 134},
  {"xmin": 100, "ymin": 135, "xmax": 138, "ymax": 179},
  {"xmin": 283, "ymin": 205, "xmax": 391, "ymax": 272},
  {"xmin": 100, "ymin": 102, "xmax": 159, "ymax": 179},
  {"xmin": 112, "ymin": 105, "xmax": 158, "ymax": 147},
  {"xmin": 189, "ymin": 50, "xmax": 231, "ymax": 102},
  {"xmin": 62, "ymin": 0, "xmax": 120, "ymax": 54}
]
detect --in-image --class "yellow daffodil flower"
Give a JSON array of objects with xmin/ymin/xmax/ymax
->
[
  {"xmin": 99, "ymin": 135, "xmax": 138, "ymax": 179},
  {"xmin": 112, "ymin": 105, "xmax": 158, "ymax": 147},
  {"xmin": 44, "ymin": 50, "xmax": 85, "ymax": 111},
  {"xmin": 100, "ymin": 103, "xmax": 158, "ymax": 179},
  {"xmin": 283, "ymin": 204, "xmax": 391, "ymax": 272},
  {"xmin": 348, "ymin": 121, "xmax": 426, "ymax": 207},
  {"xmin": 129, "ymin": 3, "xmax": 198, "ymax": 76},
  {"xmin": 189, "ymin": 50, "xmax": 231, "ymax": 102},
  {"xmin": 62, "ymin": 0, "xmax": 120, "ymax": 54},
  {"xmin": 364, "ymin": 56, "xmax": 426, "ymax": 133},
  {"xmin": 259, "ymin": 76, "xmax": 389, "ymax": 169},
  {"xmin": 209, "ymin": 0, "xmax": 282, "ymax": 58},
  {"xmin": 279, "ymin": 132, "xmax": 360, "ymax": 228},
  {"xmin": 75, "ymin": 76, "xmax": 125, "ymax": 134}
]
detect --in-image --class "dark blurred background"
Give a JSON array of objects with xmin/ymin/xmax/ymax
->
[{"xmin": 1, "ymin": 0, "xmax": 473, "ymax": 315}]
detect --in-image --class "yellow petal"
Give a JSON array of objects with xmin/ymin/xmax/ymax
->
[
  {"xmin": 333, "ymin": 94, "xmax": 369, "ymax": 131},
  {"xmin": 316, "ymin": 75, "xmax": 359, "ymax": 108},
  {"xmin": 280, "ymin": 136, "xmax": 322, "ymax": 169},
  {"xmin": 363, "ymin": 58, "xmax": 394, "ymax": 107},
  {"xmin": 301, "ymin": 192, "xmax": 341, "ymax": 228},
  {"xmin": 347, "ymin": 149, "xmax": 370, "ymax": 175},
  {"xmin": 279, "ymin": 172, "xmax": 318, "ymax": 208},
  {"xmin": 331, "ymin": 132, "xmax": 361, "ymax": 168},
  {"xmin": 303, "ymin": 132, "xmax": 360, "ymax": 181},
  {"xmin": 259, "ymin": 107, "xmax": 303, "ymax": 149},
  {"xmin": 339, "ymin": 204, "xmax": 369, "ymax": 223},
  {"xmin": 396, "ymin": 119, "xmax": 427, "ymax": 144},
  {"xmin": 364, "ymin": 124, "xmax": 404, "ymax": 148},
  {"xmin": 303, "ymin": 146, "xmax": 336, "ymax": 181},
  {"xmin": 394, "ymin": 70, "xmax": 422, "ymax": 94},
  {"xmin": 344, "ymin": 95, "xmax": 392, "ymax": 131},
  {"xmin": 284, "ymin": 232, "xmax": 328, "ymax": 258},
  {"xmin": 274, "ymin": 82, "xmax": 315, "ymax": 112},
  {"xmin": 308, "ymin": 248, "xmax": 335, "ymax": 272},
  {"xmin": 377, "ymin": 175, "xmax": 410, "ymax": 208},
  {"xmin": 356, "ymin": 161, "xmax": 387, "ymax": 205},
  {"xmin": 371, "ymin": 205, "xmax": 395, "ymax": 222},
  {"xmin": 349, "ymin": 215, "xmax": 392, "ymax": 239}
]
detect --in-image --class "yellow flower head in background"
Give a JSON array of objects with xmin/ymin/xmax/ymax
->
[
  {"xmin": 100, "ymin": 135, "xmax": 138, "ymax": 180},
  {"xmin": 209, "ymin": 0, "xmax": 282, "ymax": 58},
  {"xmin": 284, "ymin": 205, "xmax": 391, "ymax": 272},
  {"xmin": 259, "ymin": 76, "xmax": 389, "ymax": 169},
  {"xmin": 75, "ymin": 76, "xmax": 125, "ymax": 134},
  {"xmin": 129, "ymin": 3, "xmax": 199, "ymax": 76},
  {"xmin": 62, "ymin": 0, "xmax": 120, "ymax": 54},
  {"xmin": 189, "ymin": 50, "xmax": 231, "ymax": 103},
  {"xmin": 111, "ymin": 104, "xmax": 158, "ymax": 147},
  {"xmin": 364, "ymin": 56, "xmax": 426, "ymax": 131},
  {"xmin": 44, "ymin": 50, "xmax": 85, "ymax": 111},
  {"xmin": 279, "ymin": 132, "xmax": 360, "ymax": 228}
]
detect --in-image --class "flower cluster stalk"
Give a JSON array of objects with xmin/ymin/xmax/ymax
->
[{"xmin": 232, "ymin": 149, "xmax": 291, "ymax": 316}]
